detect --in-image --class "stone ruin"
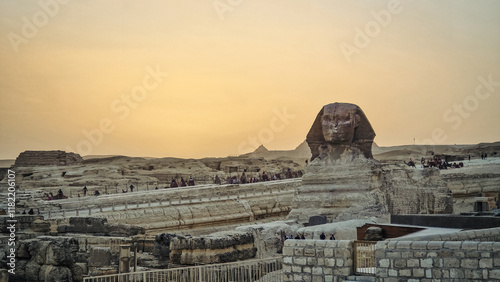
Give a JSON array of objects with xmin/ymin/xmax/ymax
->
[
  {"xmin": 288, "ymin": 102, "xmax": 453, "ymax": 223},
  {"xmin": 168, "ymin": 231, "xmax": 257, "ymax": 265},
  {"xmin": 7, "ymin": 236, "xmax": 86, "ymax": 282},
  {"xmin": 14, "ymin": 150, "xmax": 83, "ymax": 167}
]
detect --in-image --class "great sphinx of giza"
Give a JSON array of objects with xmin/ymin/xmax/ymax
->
[
  {"xmin": 288, "ymin": 102, "xmax": 452, "ymax": 223},
  {"xmin": 306, "ymin": 102, "xmax": 375, "ymax": 162}
]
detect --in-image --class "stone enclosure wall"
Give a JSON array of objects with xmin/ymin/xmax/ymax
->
[
  {"xmin": 375, "ymin": 240, "xmax": 500, "ymax": 281},
  {"xmin": 44, "ymin": 179, "xmax": 300, "ymax": 232},
  {"xmin": 282, "ymin": 240, "xmax": 353, "ymax": 282},
  {"xmin": 389, "ymin": 227, "xmax": 500, "ymax": 243},
  {"xmin": 283, "ymin": 228, "xmax": 500, "ymax": 282}
]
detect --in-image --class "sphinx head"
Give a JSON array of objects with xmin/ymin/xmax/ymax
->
[{"xmin": 307, "ymin": 103, "xmax": 375, "ymax": 161}]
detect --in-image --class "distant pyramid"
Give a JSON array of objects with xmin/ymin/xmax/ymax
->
[
  {"xmin": 253, "ymin": 145, "xmax": 269, "ymax": 154},
  {"xmin": 294, "ymin": 141, "xmax": 311, "ymax": 158},
  {"xmin": 243, "ymin": 141, "xmax": 311, "ymax": 160}
]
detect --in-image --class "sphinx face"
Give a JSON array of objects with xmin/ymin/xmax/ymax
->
[{"xmin": 321, "ymin": 105, "xmax": 358, "ymax": 144}]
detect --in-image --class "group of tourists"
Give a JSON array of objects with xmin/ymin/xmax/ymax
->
[
  {"xmin": 45, "ymin": 167, "xmax": 304, "ymax": 200},
  {"xmin": 408, "ymin": 157, "xmax": 464, "ymax": 170},
  {"xmin": 220, "ymin": 169, "xmax": 303, "ymax": 185},
  {"xmin": 170, "ymin": 176, "xmax": 196, "ymax": 188},
  {"xmin": 22, "ymin": 208, "xmax": 38, "ymax": 215},
  {"xmin": 44, "ymin": 189, "xmax": 68, "ymax": 200},
  {"xmin": 283, "ymin": 233, "xmax": 336, "ymax": 240}
]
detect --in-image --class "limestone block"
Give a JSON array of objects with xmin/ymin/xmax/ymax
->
[
  {"xmin": 28, "ymin": 240, "xmax": 51, "ymax": 265},
  {"xmin": 31, "ymin": 219, "xmax": 51, "ymax": 233},
  {"xmin": 25, "ymin": 261, "xmax": 41, "ymax": 281},
  {"xmin": 71, "ymin": 263, "xmax": 87, "ymax": 282},
  {"xmin": 88, "ymin": 247, "xmax": 112, "ymax": 267},
  {"xmin": 39, "ymin": 265, "xmax": 73, "ymax": 282}
]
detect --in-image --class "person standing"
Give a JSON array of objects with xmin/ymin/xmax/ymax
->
[{"xmin": 83, "ymin": 186, "xmax": 88, "ymax": 196}]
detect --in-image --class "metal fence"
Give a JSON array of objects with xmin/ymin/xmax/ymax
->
[
  {"xmin": 83, "ymin": 257, "xmax": 283, "ymax": 282},
  {"xmin": 353, "ymin": 241, "xmax": 377, "ymax": 275}
]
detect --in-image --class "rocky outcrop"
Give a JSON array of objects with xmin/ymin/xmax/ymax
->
[
  {"xmin": 169, "ymin": 231, "xmax": 257, "ymax": 265},
  {"xmin": 14, "ymin": 150, "xmax": 83, "ymax": 167}
]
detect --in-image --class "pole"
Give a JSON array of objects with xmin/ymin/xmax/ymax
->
[{"xmin": 134, "ymin": 243, "xmax": 138, "ymax": 272}]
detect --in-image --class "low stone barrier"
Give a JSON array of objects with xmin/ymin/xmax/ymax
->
[
  {"xmin": 389, "ymin": 227, "xmax": 500, "ymax": 242},
  {"xmin": 282, "ymin": 240, "xmax": 353, "ymax": 282},
  {"xmin": 375, "ymin": 240, "xmax": 500, "ymax": 281}
]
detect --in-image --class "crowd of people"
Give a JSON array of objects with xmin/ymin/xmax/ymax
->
[
  {"xmin": 42, "ymin": 168, "xmax": 304, "ymax": 200},
  {"xmin": 282, "ymin": 232, "xmax": 336, "ymax": 240},
  {"xmin": 221, "ymin": 169, "xmax": 303, "ymax": 185},
  {"xmin": 408, "ymin": 156, "xmax": 465, "ymax": 169},
  {"xmin": 169, "ymin": 176, "xmax": 196, "ymax": 188}
]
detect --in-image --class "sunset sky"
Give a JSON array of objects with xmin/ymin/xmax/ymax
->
[{"xmin": 1, "ymin": 0, "xmax": 499, "ymax": 159}]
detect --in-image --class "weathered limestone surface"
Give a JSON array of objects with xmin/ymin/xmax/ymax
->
[
  {"xmin": 57, "ymin": 217, "xmax": 145, "ymax": 237},
  {"xmin": 236, "ymin": 221, "xmax": 298, "ymax": 258},
  {"xmin": 442, "ymin": 164, "xmax": 500, "ymax": 213},
  {"xmin": 7, "ymin": 236, "xmax": 85, "ymax": 282},
  {"xmin": 56, "ymin": 180, "xmax": 299, "ymax": 233},
  {"xmin": 288, "ymin": 102, "xmax": 452, "ymax": 223},
  {"xmin": 14, "ymin": 150, "xmax": 83, "ymax": 167},
  {"xmin": 169, "ymin": 231, "xmax": 257, "ymax": 265}
]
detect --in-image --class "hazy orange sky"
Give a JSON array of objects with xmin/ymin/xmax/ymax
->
[{"xmin": 1, "ymin": 0, "xmax": 499, "ymax": 159}]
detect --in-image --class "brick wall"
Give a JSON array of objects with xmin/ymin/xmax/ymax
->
[
  {"xmin": 375, "ymin": 240, "xmax": 500, "ymax": 281},
  {"xmin": 282, "ymin": 240, "xmax": 353, "ymax": 282}
]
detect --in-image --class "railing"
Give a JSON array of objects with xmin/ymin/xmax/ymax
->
[
  {"xmin": 83, "ymin": 257, "xmax": 283, "ymax": 282},
  {"xmin": 353, "ymin": 241, "xmax": 376, "ymax": 275}
]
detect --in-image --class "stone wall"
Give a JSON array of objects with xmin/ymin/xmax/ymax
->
[
  {"xmin": 388, "ymin": 227, "xmax": 500, "ymax": 242},
  {"xmin": 375, "ymin": 240, "xmax": 500, "ymax": 281},
  {"xmin": 282, "ymin": 240, "xmax": 353, "ymax": 282},
  {"xmin": 14, "ymin": 150, "xmax": 83, "ymax": 167},
  {"xmin": 391, "ymin": 214, "xmax": 500, "ymax": 230},
  {"xmin": 282, "ymin": 228, "xmax": 500, "ymax": 282},
  {"xmin": 44, "ymin": 180, "xmax": 299, "ymax": 232}
]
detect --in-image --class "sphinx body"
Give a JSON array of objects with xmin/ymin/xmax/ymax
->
[{"xmin": 288, "ymin": 103, "xmax": 452, "ymax": 223}]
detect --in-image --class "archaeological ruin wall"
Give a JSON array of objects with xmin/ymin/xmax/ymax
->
[{"xmin": 14, "ymin": 150, "xmax": 83, "ymax": 167}]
